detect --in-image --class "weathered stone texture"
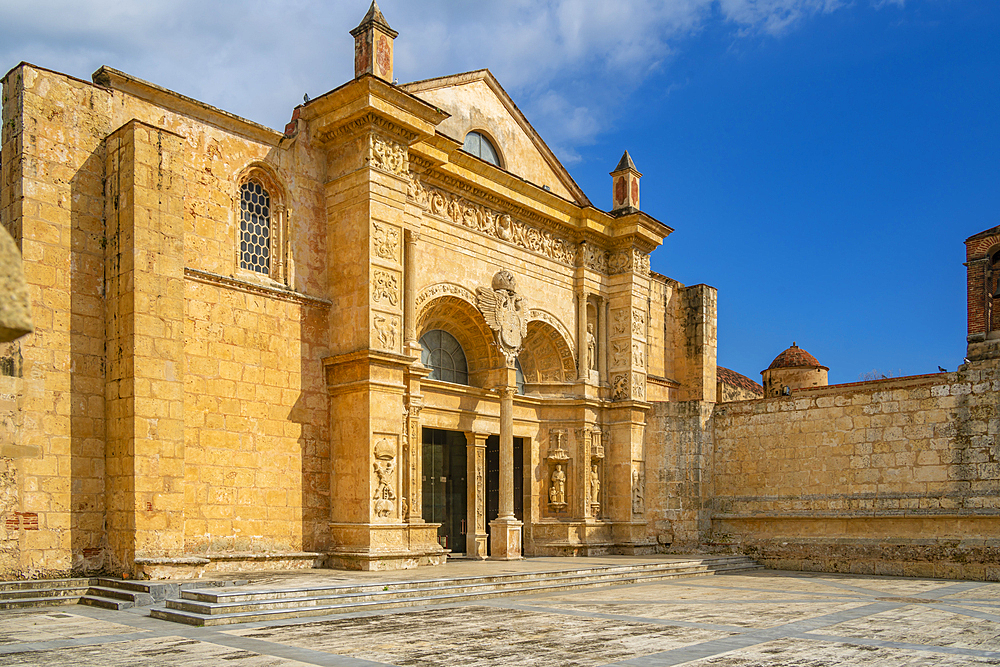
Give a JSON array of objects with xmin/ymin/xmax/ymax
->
[{"xmin": 710, "ymin": 367, "xmax": 1000, "ymax": 578}]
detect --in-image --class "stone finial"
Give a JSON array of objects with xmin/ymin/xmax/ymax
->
[
  {"xmin": 610, "ymin": 151, "xmax": 641, "ymax": 213},
  {"xmin": 351, "ymin": 0, "xmax": 398, "ymax": 83},
  {"xmin": 0, "ymin": 227, "xmax": 33, "ymax": 343}
]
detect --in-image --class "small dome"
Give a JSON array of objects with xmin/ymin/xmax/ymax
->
[{"xmin": 765, "ymin": 342, "xmax": 826, "ymax": 371}]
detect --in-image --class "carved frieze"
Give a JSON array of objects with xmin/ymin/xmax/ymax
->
[
  {"xmin": 372, "ymin": 221, "xmax": 400, "ymax": 263},
  {"xmin": 609, "ymin": 247, "xmax": 651, "ymax": 275},
  {"xmin": 407, "ymin": 172, "xmax": 578, "ymax": 267},
  {"xmin": 583, "ymin": 244, "xmax": 609, "ymax": 273},
  {"xmin": 368, "ymin": 135, "xmax": 408, "ymax": 176},
  {"xmin": 372, "ymin": 269, "xmax": 400, "ymax": 307},
  {"xmin": 416, "ymin": 282, "xmax": 477, "ymax": 309}
]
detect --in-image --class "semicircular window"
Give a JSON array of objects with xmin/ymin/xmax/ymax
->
[
  {"xmin": 420, "ymin": 330, "xmax": 469, "ymax": 385},
  {"xmin": 462, "ymin": 131, "xmax": 501, "ymax": 167}
]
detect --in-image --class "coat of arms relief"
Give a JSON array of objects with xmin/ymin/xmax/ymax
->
[{"xmin": 476, "ymin": 269, "xmax": 527, "ymax": 366}]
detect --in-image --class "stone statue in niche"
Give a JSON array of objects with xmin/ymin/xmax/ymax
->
[
  {"xmin": 590, "ymin": 465, "xmax": 601, "ymax": 505},
  {"xmin": 549, "ymin": 464, "xmax": 566, "ymax": 506},
  {"xmin": 632, "ymin": 469, "xmax": 644, "ymax": 515},
  {"xmin": 587, "ymin": 323, "xmax": 597, "ymax": 370}
]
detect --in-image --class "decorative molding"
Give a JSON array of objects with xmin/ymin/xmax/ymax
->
[
  {"xmin": 319, "ymin": 111, "xmax": 418, "ymax": 144},
  {"xmin": 184, "ymin": 268, "xmax": 331, "ymax": 308},
  {"xmin": 415, "ymin": 282, "xmax": 477, "ymax": 310},
  {"xmin": 609, "ymin": 247, "xmax": 651, "ymax": 275},
  {"xmin": 407, "ymin": 171, "xmax": 579, "ymax": 268}
]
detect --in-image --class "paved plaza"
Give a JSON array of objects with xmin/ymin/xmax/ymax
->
[{"xmin": 1, "ymin": 566, "xmax": 999, "ymax": 666}]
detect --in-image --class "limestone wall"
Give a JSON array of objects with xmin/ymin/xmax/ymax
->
[{"xmin": 712, "ymin": 366, "xmax": 1000, "ymax": 580}]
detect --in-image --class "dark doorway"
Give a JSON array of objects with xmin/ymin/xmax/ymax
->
[
  {"xmin": 422, "ymin": 429, "xmax": 467, "ymax": 553},
  {"xmin": 485, "ymin": 435, "xmax": 525, "ymax": 553}
]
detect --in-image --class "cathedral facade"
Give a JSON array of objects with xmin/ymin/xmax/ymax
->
[{"xmin": 3, "ymin": 3, "xmax": 997, "ymax": 582}]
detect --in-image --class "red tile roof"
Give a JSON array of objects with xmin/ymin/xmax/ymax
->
[
  {"xmin": 717, "ymin": 366, "xmax": 764, "ymax": 394},
  {"xmin": 765, "ymin": 343, "xmax": 826, "ymax": 371}
]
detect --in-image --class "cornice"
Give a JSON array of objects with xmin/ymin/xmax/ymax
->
[{"xmin": 184, "ymin": 268, "xmax": 330, "ymax": 307}]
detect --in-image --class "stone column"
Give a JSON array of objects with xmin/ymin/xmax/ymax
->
[
  {"xmin": 577, "ymin": 290, "xmax": 589, "ymax": 380},
  {"xmin": 404, "ymin": 229, "xmax": 420, "ymax": 353},
  {"xmin": 490, "ymin": 366, "xmax": 522, "ymax": 559},
  {"xmin": 465, "ymin": 432, "xmax": 488, "ymax": 558}
]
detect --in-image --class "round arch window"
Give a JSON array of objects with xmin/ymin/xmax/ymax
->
[
  {"xmin": 420, "ymin": 330, "xmax": 469, "ymax": 385},
  {"xmin": 462, "ymin": 131, "xmax": 501, "ymax": 167}
]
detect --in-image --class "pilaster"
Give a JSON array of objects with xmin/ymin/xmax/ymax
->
[
  {"xmin": 104, "ymin": 121, "xmax": 186, "ymax": 573},
  {"xmin": 465, "ymin": 431, "xmax": 488, "ymax": 559}
]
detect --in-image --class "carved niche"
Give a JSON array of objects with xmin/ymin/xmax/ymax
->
[{"xmin": 545, "ymin": 429, "xmax": 570, "ymax": 512}]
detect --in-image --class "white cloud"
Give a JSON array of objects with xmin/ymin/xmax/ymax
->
[{"xmin": 0, "ymin": 0, "xmax": 877, "ymax": 161}]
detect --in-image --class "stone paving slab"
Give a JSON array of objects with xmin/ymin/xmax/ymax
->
[{"xmin": 1, "ymin": 568, "xmax": 999, "ymax": 666}]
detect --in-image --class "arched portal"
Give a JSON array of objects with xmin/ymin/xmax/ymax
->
[
  {"xmin": 416, "ymin": 294, "xmax": 504, "ymax": 387},
  {"xmin": 518, "ymin": 319, "xmax": 576, "ymax": 386}
]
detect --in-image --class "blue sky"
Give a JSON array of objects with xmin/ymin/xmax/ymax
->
[{"xmin": 2, "ymin": 0, "xmax": 996, "ymax": 384}]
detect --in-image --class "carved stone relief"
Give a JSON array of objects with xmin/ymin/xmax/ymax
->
[
  {"xmin": 372, "ymin": 312, "xmax": 399, "ymax": 352},
  {"xmin": 416, "ymin": 282, "xmax": 476, "ymax": 309},
  {"xmin": 612, "ymin": 373, "xmax": 629, "ymax": 400},
  {"xmin": 372, "ymin": 221, "xmax": 400, "ymax": 262},
  {"xmin": 372, "ymin": 437, "xmax": 397, "ymax": 519},
  {"xmin": 608, "ymin": 247, "xmax": 652, "ymax": 275},
  {"xmin": 632, "ymin": 341, "xmax": 645, "ymax": 368},
  {"xmin": 372, "ymin": 269, "xmax": 400, "ymax": 307},
  {"xmin": 476, "ymin": 269, "xmax": 527, "ymax": 365},
  {"xmin": 632, "ymin": 309, "xmax": 646, "ymax": 337},
  {"xmin": 407, "ymin": 172, "xmax": 578, "ymax": 267},
  {"xmin": 613, "ymin": 309, "xmax": 628, "ymax": 336},
  {"xmin": 476, "ymin": 447, "xmax": 485, "ymax": 529},
  {"xmin": 583, "ymin": 244, "xmax": 609, "ymax": 273},
  {"xmin": 612, "ymin": 340, "xmax": 629, "ymax": 369},
  {"xmin": 632, "ymin": 373, "xmax": 646, "ymax": 401},
  {"xmin": 590, "ymin": 464, "xmax": 601, "ymax": 507},
  {"xmin": 368, "ymin": 135, "xmax": 408, "ymax": 175},
  {"xmin": 632, "ymin": 468, "xmax": 645, "ymax": 515}
]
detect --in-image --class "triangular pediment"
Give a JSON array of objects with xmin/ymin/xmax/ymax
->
[{"xmin": 401, "ymin": 70, "xmax": 590, "ymax": 206}]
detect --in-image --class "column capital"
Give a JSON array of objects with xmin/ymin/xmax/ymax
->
[
  {"xmin": 465, "ymin": 431, "xmax": 489, "ymax": 448},
  {"xmin": 405, "ymin": 228, "xmax": 421, "ymax": 244}
]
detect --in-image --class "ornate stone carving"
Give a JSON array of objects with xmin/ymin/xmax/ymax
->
[
  {"xmin": 416, "ymin": 282, "xmax": 477, "ymax": 309},
  {"xmin": 612, "ymin": 340, "xmax": 628, "ymax": 368},
  {"xmin": 372, "ymin": 438, "xmax": 397, "ymax": 519},
  {"xmin": 632, "ymin": 373, "xmax": 646, "ymax": 401},
  {"xmin": 373, "ymin": 312, "xmax": 398, "ymax": 351},
  {"xmin": 612, "ymin": 373, "xmax": 629, "ymax": 400},
  {"xmin": 632, "ymin": 341, "xmax": 645, "ymax": 368},
  {"xmin": 613, "ymin": 309, "xmax": 628, "ymax": 336},
  {"xmin": 476, "ymin": 447, "xmax": 485, "ymax": 528},
  {"xmin": 583, "ymin": 244, "xmax": 609, "ymax": 273},
  {"xmin": 632, "ymin": 468, "xmax": 644, "ymax": 515},
  {"xmin": 368, "ymin": 135, "xmax": 408, "ymax": 175},
  {"xmin": 407, "ymin": 172, "xmax": 578, "ymax": 267},
  {"xmin": 590, "ymin": 465, "xmax": 601, "ymax": 507},
  {"xmin": 609, "ymin": 247, "xmax": 651, "ymax": 275},
  {"xmin": 549, "ymin": 464, "xmax": 567, "ymax": 507},
  {"xmin": 372, "ymin": 221, "xmax": 400, "ymax": 262},
  {"xmin": 372, "ymin": 269, "xmax": 400, "ymax": 306},
  {"xmin": 632, "ymin": 309, "xmax": 646, "ymax": 336},
  {"xmin": 476, "ymin": 269, "xmax": 527, "ymax": 364}
]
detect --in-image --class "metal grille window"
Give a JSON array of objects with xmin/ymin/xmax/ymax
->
[
  {"xmin": 240, "ymin": 179, "xmax": 271, "ymax": 274},
  {"xmin": 420, "ymin": 330, "xmax": 469, "ymax": 385}
]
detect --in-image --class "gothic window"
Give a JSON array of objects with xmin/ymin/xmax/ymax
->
[
  {"xmin": 462, "ymin": 131, "xmax": 501, "ymax": 168},
  {"xmin": 239, "ymin": 179, "xmax": 271, "ymax": 275},
  {"xmin": 419, "ymin": 330, "xmax": 469, "ymax": 385}
]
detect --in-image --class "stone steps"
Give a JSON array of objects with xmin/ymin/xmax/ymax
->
[
  {"xmin": 151, "ymin": 556, "xmax": 760, "ymax": 626},
  {"xmin": 0, "ymin": 576, "xmax": 246, "ymax": 611}
]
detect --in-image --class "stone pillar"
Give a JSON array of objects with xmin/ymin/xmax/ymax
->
[
  {"xmin": 403, "ymin": 229, "xmax": 419, "ymax": 352},
  {"xmin": 490, "ymin": 366, "xmax": 522, "ymax": 560},
  {"xmin": 465, "ymin": 432, "xmax": 488, "ymax": 558},
  {"xmin": 404, "ymin": 398, "xmax": 424, "ymax": 523},
  {"xmin": 577, "ymin": 290, "xmax": 589, "ymax": 381}
]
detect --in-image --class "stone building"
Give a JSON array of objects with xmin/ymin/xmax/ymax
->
[
  {"xmin": 760, "ymin": 342, "xmax": 829, "ymax": 397},
  {"xmin": 2, "ymin": 2, "xmax": 997, "ymax": 582},
  {"xmin": 0, "ymin": 3, "xmax": 718, "ymax": 578}
]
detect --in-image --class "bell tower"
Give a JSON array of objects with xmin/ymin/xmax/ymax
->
[
  {"xmin": 351, "ymin": 0, "xmax": 398, "ymax": 83},
  {"xmin": 965, "ymin": 225, "xmax": 1000, "ymax": 363},
  {"xmin": 610, "ymin": 151, "xmax": 641, "ymax": 213}
]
